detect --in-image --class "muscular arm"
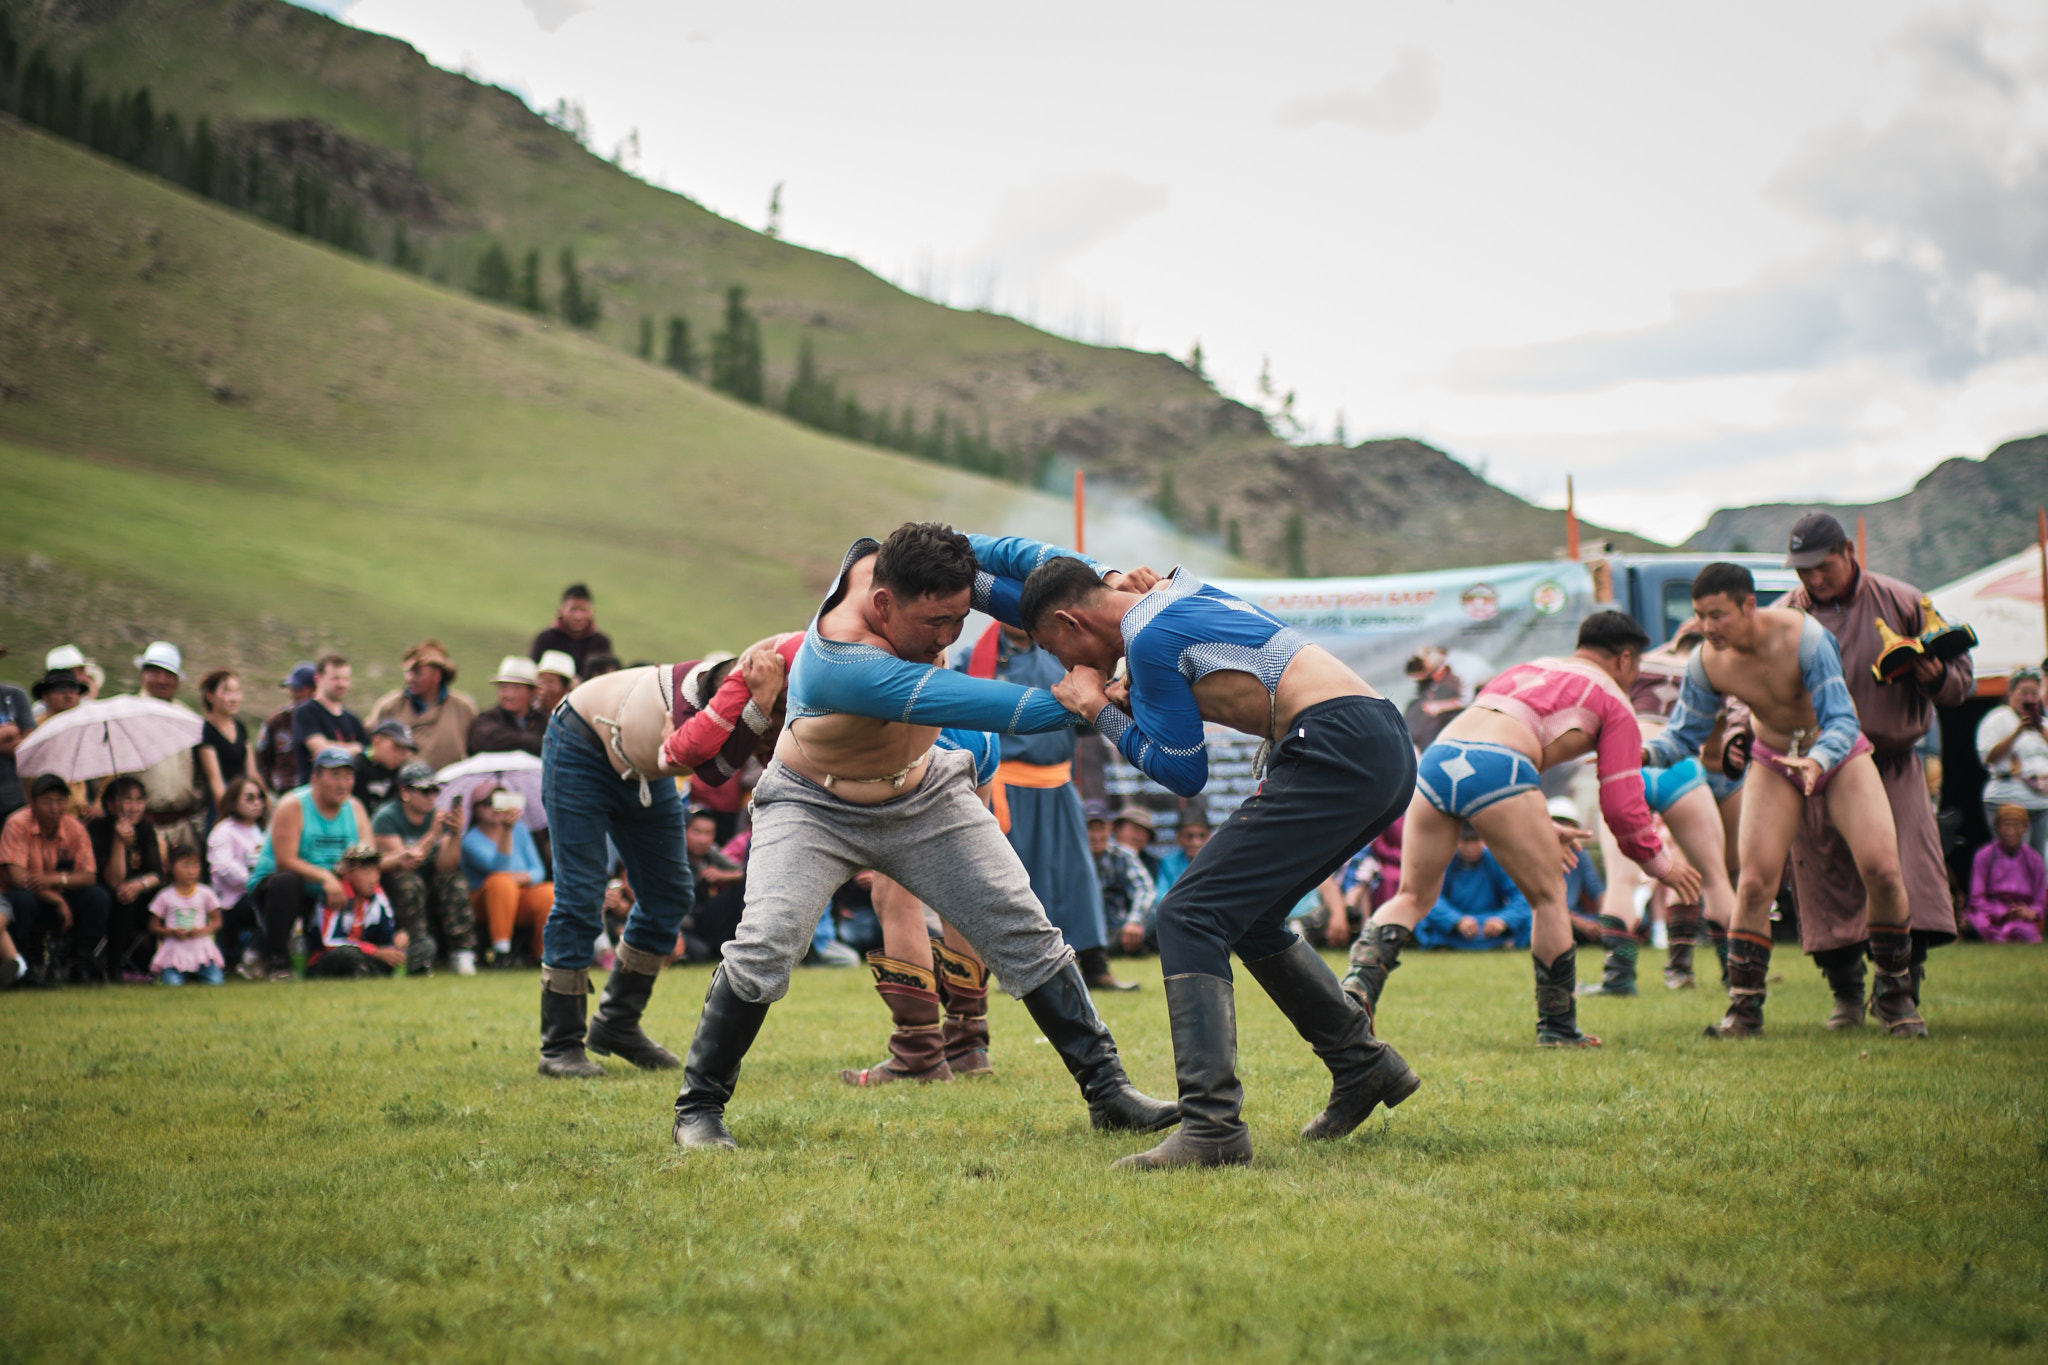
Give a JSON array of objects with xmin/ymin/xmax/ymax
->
[
  {"xmin": 1089, "ymin": 648, "xmax": 1210, "ymax": 798},
  {"xmin": 964, "ymin": 534, "xmax": 1106, "ymax": 627},
  {"xmin": 1796, "ymin": 618, "xmax": 1864, "ymax": 773},
  {"xmin": 1644, "ymin": 654, "xmax": 1722, "ymax": 770},
  {"xmin": 663, "ymin": 634, "xmax": 800, "ymax": 777},
  {"xmin": 790, "ymin": 635, "xmax": 1078, "ymax": 736}
]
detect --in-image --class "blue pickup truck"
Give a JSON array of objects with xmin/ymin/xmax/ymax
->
[{"xmin": 1599, "ymin": 552, "xmax": 1803, "ymax": 647}]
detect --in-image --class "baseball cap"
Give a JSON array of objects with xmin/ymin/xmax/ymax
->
[
  {"xmin": 397, "ymin": 760, "xmax": 441, "ymax": 790},
  {"xmin": 282, "ymin": 662, "xmax": 318, "ymax": 690},
  {"xmin": 371, "ymin": 719, "xmax": 418, "ymax": 749},
  {"xmin": 1783, "ymin": 512, "xmax": 1849, "ymax": 569},
  {"xmin": 46, "ymin": 644, "xmax": 86, "ymax": 671},
  {"xmin": 1546, "ymin": 795, "xmax": 1582, "ymax": 824},
  {"xmin": 1082, "ymin": 798, "xmax": 1111, "ymax": 823},
  {"xmin": 313, "ymin": 747, "xmax": 356, "ymax": 770},
  {"xmin": 31, "ymin": 773, "xmax": 70, "ymax": 799},
  {"xmin": 134, "ymin": 641, "xmax": 183, "ymax": 677}
]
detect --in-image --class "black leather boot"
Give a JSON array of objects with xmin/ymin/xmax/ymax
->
[
  {"xmin": 1534, "ymin": 948, "xmax": 1601, "ymax": 1047},
  {"xmin": 1114, "ymin": 973, "xmax": 1252, "ymax": 1169},
  {"xmin": 586, "ymin": 946, "xmax": 682, "ymax": 1070},
  {"xmin": 1340, "ymin": 922, "xmax": 1412, "ymax": 1025},
  {"xmin": 673, "ymin": 967, "xmax": 771, "ymax": 1150},
  {"xmin": 538, "ymin": 971, "xmax": 607, "ymax": 1079},
  {"xmin": 1578, "ymin": 914, "xmax": 1639, "ymax": 997},
  {"xmin": 1243, "ymin": 936, "xmax": 1420, "ymax": 1141},
  {"xmin": 1020, "ymin": 960, "xmax": 1178, "ymax": 1133}
]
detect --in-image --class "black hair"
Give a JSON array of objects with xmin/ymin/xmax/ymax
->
[
  {"xmin": 685, "ymin": 809, "xmax": 718, "ymax": 826},
  {"xmin": 872, "ymin": 522, "xmax": 976, "ymax": 601},
  {"xmin": 30, "ymin": 773, "xmax": 69, "ymax": 800},
  {"xmin": 1018, "ymin": 555, "xmax": 1108, "ymax": 632},
  {"xmin": 1691, "ymin": 562, "xmax": 1756, "ymax": 604},
  {"xmin": 1576, "ymin": 609, "xmax": 1650, "ymax": 655},
  {"xmin": 562, "ymin": 583, "xmax": 592, "ymax": 601},
  {"xmin": 582, "ymin": 652, "xmax": 621, "ymax": 677},
  {"xmin": 102, "ymin": 774, "xmax": 146, "ymax": 805},
  {"xmin": 168, "ymin": 844, "xmax": 201, "ymax": 866}
]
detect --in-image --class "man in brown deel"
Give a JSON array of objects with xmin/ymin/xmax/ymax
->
[{"xmin": 1781, "ymin": 512, "xmax": 1972, "ymax": 1026}]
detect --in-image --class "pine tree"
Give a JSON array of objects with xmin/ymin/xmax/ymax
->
[
  {"xmin": 1156, "ymin": 468, "xmax": 1179, "ymax": 524},
  {"xmin": 1333, "ymin": 409, "xmax": 1347, "ymax": 447},
  {"xmin": 1228, "ymin": 519, "xmax": 1242, "ymax": 557},
  {"xmin": 766, "ymin": 181, "xmax": 783, "ymax": 239},
  {"xmin": 472, "ymin": 242, "xmax": 514, "ymax": 302},
  {"xmin": 1282, "ymin": 512, "xmax": 1308, "ymax": 576},
  {"xmin": 709, "ymin": 286, "xmax": 764, "ymax": 404},
  {"xmin": 1187, "ymin": 340, "xmax": 1206, "ymax": 382},
  {"xmin": 557, "ymin": 247, "xmax": 600, "ymax": 329},
  {"xmin": 637, "ymin": 316, "xmax": 654, "ymax": 359},
  {"xmin": 0, "ymin": 10, "xmax": 17, "ymax": 111},
  {"xmin": 1205, "ymin": 503, "xmax": 1219, "ymax": 535},
  {"xmin": 665, "ymin": 316, "xmax": 698, "ymax": 375},
  {"xmin": 186, "ymin": 116, "xmax": 218, "ymax": 197},
  {"xmin": 392, "ymin": 222, "xmax": 423, "ymax": 273},
  {"xmin": 783, "ymin": 334, "xmax": 838, "ymax": 429},
  {"xmin": 518, "ymin": 249, "xmax": 543, "ymax": 312}
]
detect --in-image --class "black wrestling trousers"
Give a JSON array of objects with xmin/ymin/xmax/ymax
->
[{"xmin": 1156, "ymin": 695, "xmax": 1416, "ymax": 980}]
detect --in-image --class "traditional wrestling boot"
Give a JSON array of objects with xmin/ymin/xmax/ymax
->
[
  {"xmin": 1243, "ymin": 936, "xmax": 1420, "ymax": 1141},
  {"xmin": 674, "ymin": 967, "xmax": 772, "ymax": 1149},
  {"xmin": 537, "ymin": 969, "xmax": 607, "ymax": 1079},
  {"xmin": 934, "ymin": 941, "xmax": 994, "ymax": 1077},
  {"xmin": 1079, "ymin": 945, "xmax": 1140, "ymax": 992},
  {"xmin": 585, "ymin": 944, "xmax": 682, "ymax": 1070},
  {"xmin": 1868, "ymin": 926, "xmax": 1927, "ymax": 1038},
  {"xmin": 1114, "ymin": 973, "xmax": 1252, "ymax": 1170},
  {"xmin": 1705, "ymin": 931, "xmax": 1770, "ymax": 1038},
  {"xmin": 840, "ymin": 951, "xmax": 952, "ymax": 1085},
  {"xmin": 1534, "ymin": 948, "xmax": 1602, "ymax": 1047},
  {"xmin": 1340, "ymin": 922, "xmax": 1413, "ymax": 1026},
  {"xmin": 1707, "ymin": 921, "xmax": 1731, "ymax": 986},
  {"xmin": 1821, "ymin": 956, "xmax": 1867, "ymax": 1030},
  {"xmin": 1663, "ymin": 905, "xmax": 1700, "ymax": 990},
  {"xmin": 1021, "ymin": 960, "xmax": 1179, "ymax": 1133},
  {"xmin": 1577, "ymin": 914, "xmax": 1640, "ymax": 997}
]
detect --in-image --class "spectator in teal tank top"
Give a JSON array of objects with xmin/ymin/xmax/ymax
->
[{"xmin": 226, "ymin": 749, "xmax": 371, "ymax": 981}]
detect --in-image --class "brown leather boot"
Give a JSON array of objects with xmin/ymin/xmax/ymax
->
[
  {"xmin": 1821, "ymin": 957, "xmax": 1867, "ymax": 1030},
  {"xmin": 1868, "ymin": 926, "xmax": 1927, "ymax": 1038},
  {"xmin": 1663, "ymin": 904, "xmax": 1701, "ymax": 990},
  {"xmin": 841, "ymin": 951, "xmax": 952, "ymax": 1085},
  {"xmin": 1706, "ymin": 931, "xmax": 1769, "ymax": 1038},
  {"xmin": 934, "ymin": 940, "xmax": 993, "ymax": 1076}
]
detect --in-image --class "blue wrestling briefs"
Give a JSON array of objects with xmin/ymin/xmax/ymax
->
[
  {"xmin": 1643, "ymin": 757, "xmax": 1706, "ymax": 814},
  {"xmin": 1416, "ymin": 739, "xmax": 1541, "ymax": 820}
]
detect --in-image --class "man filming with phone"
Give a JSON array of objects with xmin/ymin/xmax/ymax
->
[
  {"xmin": 1979, "ymin": 666, "xmax": 2048, "ymax": 862},
  {"xmin": 370, "ymin": 762, "xmax": 476, "ymax": 975}
]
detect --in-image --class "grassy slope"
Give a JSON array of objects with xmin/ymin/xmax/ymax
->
[
  {"xmin": 1, "ymin": 945, "xmax": 2041, "ymax": 1362},
  {"xmin": 0, "ymin": 115, "xmax": 1219, "ymax": 692}
]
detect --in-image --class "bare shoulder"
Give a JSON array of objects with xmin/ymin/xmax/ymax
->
[{"xmin": 1756, "ymin": 606, "xmax": 1807, "ymax": 638}]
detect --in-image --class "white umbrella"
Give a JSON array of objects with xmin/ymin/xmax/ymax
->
[
  {"xmin": 16, "ymin": 696, "xmax": 203, "ymax": 783},
  {"xmin": 434, "ymin": 749, "xmax": 549, "ymax": 830}
]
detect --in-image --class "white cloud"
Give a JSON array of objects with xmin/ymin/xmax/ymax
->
[
  {"xmin": 974, "ymin": 172, "xmax": 1172, "ymax": 277},
  {"xmin": 520, "ymin": 0, "xmax": 590, "ymax": 32},
  {"xmin": 1275, "ymin": 47, "xmax": 1440, "ymax": 134}
]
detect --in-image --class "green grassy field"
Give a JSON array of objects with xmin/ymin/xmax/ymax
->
[{"xmin": 3, "ymin": 943, "xmax": 2041, "ymax": 1363}]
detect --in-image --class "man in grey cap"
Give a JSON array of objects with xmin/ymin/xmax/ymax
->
[
  {"xmin": 370, "ymin": 760, "xmax": 476, "ymax": 975},
  {"xmin": 1781, "ymin": 511, "xmax": 1972, "ymax": 1026},
  {"xmin": 352, "ymin": 720, "xmax": 419, "ymax": 810}
]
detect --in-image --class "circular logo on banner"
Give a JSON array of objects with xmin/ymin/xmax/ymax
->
[
  {"xmin": 1530, "ymin": 580, "xmax": 1567, "ymax": 616},
  {"xmin": 1460, "ymin": 584, "xmax": 1499, "ymax": 621}
]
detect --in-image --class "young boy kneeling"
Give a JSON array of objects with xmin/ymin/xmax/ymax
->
[{"xmin": 310, "ymin": 844, "xmax": 408, "ymax": 978}]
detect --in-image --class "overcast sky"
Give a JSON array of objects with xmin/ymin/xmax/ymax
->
[{"xmin": 303, "ymin": 0, "xmax": 2048, "ymax": 543}]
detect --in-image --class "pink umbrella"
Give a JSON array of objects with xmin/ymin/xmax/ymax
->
[
  {"xmin": 16, "ymin": 696, "xmax": 203, "ymax": 783},
  {"xmin": 433, "ymin": 750, "xmax": 548, "ymax": 831}
]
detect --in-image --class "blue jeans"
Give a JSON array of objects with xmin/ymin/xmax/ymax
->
[
  {"xmin": 160, "ymin": 964, "xmax": 225, "ymax": 985},
  {"xmin": 541, "ymin": 706, "xmax": 696, "ymax": 971}
]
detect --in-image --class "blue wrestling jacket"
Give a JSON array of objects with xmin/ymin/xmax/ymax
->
[
  {"xmin": 935, "ymin": 728, "xmax": 1000, "ymax": 786},
  {"xmin": 1645, "ymin": 615, "xmax": 1862, "ymax": 774},
  {"xmin": 787, "ymin": 533, "xmax": 1105, "ymax": 737},
  {"xmin": 1092, "ymin": 568, "xmax": 1312, "ymax": 799}
]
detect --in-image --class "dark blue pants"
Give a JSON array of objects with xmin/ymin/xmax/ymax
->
[
  {"xmin": 1157, "ymin": 696, "xmax": 1416, "ymax": 980},
  {"xmin": 541, "ymin": 705, "xmax": 696, "ymax": 971}
]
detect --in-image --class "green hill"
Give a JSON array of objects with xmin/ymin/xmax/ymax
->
[
  {"xmin": 0, "ymin": 114, "xmax": 1240, "ymax": 695},
  {"xmin": 0, "ymin": 0, "xmax": 1658, "ymax": 579},
  {"xmin": 1683, "ymin": 435, "xmax": 2048, "ymax": 590}
]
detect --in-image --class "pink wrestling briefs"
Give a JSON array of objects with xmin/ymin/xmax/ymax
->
[{"xmin": 1752, "ymin": 730, "xmax": 1872, "ymax": 794}]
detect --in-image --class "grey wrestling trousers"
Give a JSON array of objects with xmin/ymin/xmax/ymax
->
[{"xmin": 720, "ymin": 748, "xmax": 1077, "ymax": 1004}]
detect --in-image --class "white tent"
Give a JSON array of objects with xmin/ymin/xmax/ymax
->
[{"xmin": 1928, "ymin": 543, "xmax": 2048, "ymax": 683}]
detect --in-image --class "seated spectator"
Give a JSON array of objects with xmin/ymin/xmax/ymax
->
[
  {"xmin": 292, "ymin": 654, "xmax": 368, "ymax": 787},
  {"xmin": 0, "ymin": 668, "xmax": 33, "ymax": 830},
  {"xmin": 677, "ymin": 808, "xmax": 745, "ymax": 959},
  {"xmin": 352, "ymin": 720, "xmax": 418, "ymax": 811},
  {"xmin": 581, "ymin": 652, "xmax": 622, "ymax": 679},
  {"xmin": 468, "ymin": 657, "xmax": 545, "ymax": 756},
  {"xmin": 1967, "ymin": 805, "xmax": 2045, "ymax": 944},
  {"xmin": 1403, "ymin": 646, "xmax": 1469, "ymax": 749},
  {"xmin": 90, "ymin": 774, "xmax": 169, "ymax": 980},
  {"xmin": 530, "ymin": 582, "xmax": 614, "ymax": 676},
  {"xmin": 1, "ymin": 774, "xmax": 110, "ymax": 987},
  {"xmin": 1289, "ymin": 875, "xmax": 1351, "ymax": 949},
  {"xmin": 1546, "ymin": 796, "xmax": 1609, "ymax": 943},
  {"xmin": 28, "ymin": 643, "xmax": 85, "ymax": 722},
  {"xmin": 462, "ymin": 786, "xmax": 551, "ymax": 965},
  {"xmin": 1088, "ymin": 800, "xmax": 1157, "ymax": 956},
  {"xmin": 148, "ymin": 844, "xmax": 225, "ymax": 986},
  {"xmin": 367, "ymin": 640, "xmax": 477, "ymax": 772},
  {"xmin": 1152, "ymin": 810, "xmax": 1210, "ymax": 896},
  {"xmin": 535, "ymin": 650, "xmax": 577, "ymax": 717},
  {"xmin": 230, "ymin": 748, "xmax": 373, "ymax": 981},
  {"xmin": 309, "ymin": 845, "xmax": 407, "ymax": 978},
  {"xmin": 28, "ymin": 670, "xmax": 91, "ymax": 816},
  {"xmin": 1978, "ymin": 666, "xmax": 2048, "ymax": 860},
  {"xmin": 129, "ymin": 642, "xmax": 206, "ymax": 852},
  {"xmin": 830, "ymin": 870, "xmax": 883, "ymax": 956},
  {"xmin": 195, "ymin": 669, "xmax": 252, "ymax": 822},
  {"xmin": 258, "ymin": 664, "xmax": 317, "ymax": 794},
  {"xmin": 689, "ymin": 762, "xmax": 748, "ymax": 845},
  {"xmin": 1413, "ymin": 824, "xmax": 1533, "ymax": 950},
  {"xmin": 371, "ymin": 761, "xmax": 475, "ymax": 976},
  {"xmin": 207, "ymin": 777, "xmax": 269, "ymax": 957}
]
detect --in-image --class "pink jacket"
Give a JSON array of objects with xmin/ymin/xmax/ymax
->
[{"xmin": 1475, "ymin": 657, "xmax": 1671, "ymax": 878}]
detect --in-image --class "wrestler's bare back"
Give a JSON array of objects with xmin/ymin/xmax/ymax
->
[
  {"xmin": 1692, "ymin": 607, "xmax": 1820, "ymax": 753},
  {"xmin": 773, "ymin": 553, "xmax": 951, "ymax": 805}
]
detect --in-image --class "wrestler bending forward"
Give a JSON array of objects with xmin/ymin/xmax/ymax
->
[
  {"xmin": 1644, "ymin": 563, "xmax": 1924, "ymax": 1038},
  {"xmin": 1022, "ymin": 554, "xmax": 1424, "ymax": 1170},
  {"xmin": 1345, "ymin": 611, "xmax": 1703, "ymax": 1047},
  {"xmin": 673, "ymin": 524, "xmax": 1177, "ymax": 1150}
]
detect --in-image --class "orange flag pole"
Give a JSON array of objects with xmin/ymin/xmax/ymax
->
[
  {"xmin": 2037, "ymin": 508, "xmax": 2047, "ymax": 656},
  {"xmin": 1856, "ymin": 515, "xmax": 1868, "ymax": 567},
  {"xmin": 1073, "ymin": 469, "xmax": 1086, "ymax": 555},
  {"xmin": 1565, "ymin": 475, "xmax": 1580, "ymax": 561}
]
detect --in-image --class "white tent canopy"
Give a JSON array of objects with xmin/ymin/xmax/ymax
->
[{"xmin": 1928, "ymin": 543, "xmax": 2047, "ymax": 684}]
